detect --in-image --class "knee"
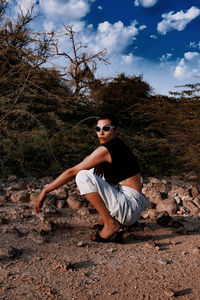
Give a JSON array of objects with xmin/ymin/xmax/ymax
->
[{"xmin": 75, "ymin": 169, "xmax": 91, "ymax": 186}]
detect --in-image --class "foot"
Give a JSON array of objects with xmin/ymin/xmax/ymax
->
[{"xmin": 99, "ymin": 220, "xmax": 121, "ymax": 240}]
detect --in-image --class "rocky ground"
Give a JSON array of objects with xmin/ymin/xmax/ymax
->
[{"xmin": 0, "ymin": 176, "xmax": 200, "ymax": 300}]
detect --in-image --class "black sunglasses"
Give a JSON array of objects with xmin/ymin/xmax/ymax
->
[{"xmin": 95, "ymin": 125, "xmax": 115, "ymax": 132}]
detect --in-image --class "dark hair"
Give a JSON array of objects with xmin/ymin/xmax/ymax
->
[{"xmin": 97, "ymin": 113, "xmax": 119, "ymax": 127}]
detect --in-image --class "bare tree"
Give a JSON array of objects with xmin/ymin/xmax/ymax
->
[{"xmin": 53, "ymin": 25, "xmax": 109, "ymax": 100}]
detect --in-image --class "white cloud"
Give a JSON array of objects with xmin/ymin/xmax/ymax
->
[
  {"xmin": 173, "ymin": 52, "xmax": 200, "ymax": 80},
  {"xmin": 157, "ymin": 6, "xmax": 200, "ymax": 35},
  {"xmin": 184, "ymin": 51, "xmax": 199, "ymax": 61},
  {"xmin": 159, "ymin": 53, "xmax": 172, "ymax": 62},
  {"xmin": 121, "ymin": 53, "xmax": 134, "ymax": 65},
  {"xmin": 43, "ymin": 20, "xmax": 55, "ymax": 32},
  {"xmin": 189, "ymin": 41, "xmax": 200, "ymax": 49},
  {"xmin": 91, "ymin": 20, "xmax": 140, "ymax": 54},
  {"xmin": 150, "ymin": 34, "xmax": 157, "ymax": 39},
  {"xmin": 139, "ymin": 25, "xmax": 147, "ymax": 31},
  {"xmin": 134, "ymin": 0, "xmax": 158, "ymax": 8},
  {"xmin": 39, "ymin": 0, "xmax": 92, "ymax": 22}
]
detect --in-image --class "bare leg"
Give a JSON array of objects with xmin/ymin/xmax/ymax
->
[{"xmin": 84, "ymin": 192, "xmax": 120, "ymax": 239}]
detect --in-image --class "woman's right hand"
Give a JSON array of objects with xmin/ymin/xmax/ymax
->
[{"xmin": 35, "ymin": 189, "xmax": 46, "ymax": 214}]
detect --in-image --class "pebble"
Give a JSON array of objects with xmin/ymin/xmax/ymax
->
[
  {"xmin": 77, "ymin": 241, "xmax": 86, "ymax": 247},
  {"xmin": 192, "ymin": 246, "xmax": 200, "ymax": 255},
  {"xmin": 164, "ymin": 288, "xmax": 175, "ymax": 297},
  {"xmin": 143, "ymin": 241, "xmax": 156, "ymax": 249},
  {"xmin": 77, "ymin": 207, "xmax": 90, "ymax": 216}
]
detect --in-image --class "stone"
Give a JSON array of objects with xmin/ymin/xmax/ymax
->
[
  {"xmin": 170, "ymin": 185, "xmax": 188, "ymax": 198},
  {"xmin": 77, "ymin": 207, "xmax": 90, "ymax": 216},
  {"xmin": 174, "ymin": 196, "xmax": 181, "ymax": 204},
  {"xmin": 77, "ymin": 241, "xmax": 86, "ymax": 247},
  {"xmin": 10, "ymin": 190, "xmax": 30, "ymax": 203},
  {"xmin": 50, "ymin": 186, "xmax": 68, "ymax": 200},
  {"xmin": 141, "ymin": 208, "xmax": 158, "ymax": 220},
  {"xmin": 67, "ymin": 195, "xmax": 81, "ymax": 209},
  {"xmin": 192, "ymin": 246, "xmax": 200, "ymax": 255},
  {"xmin": 190, "ymin": 186, "xmax": 199, "ymax": 198},
  {"xmin": 0, "ymin": 194, "xmax": 7, "ymax": 203},
  {"xmin": 143, "ymin": 241, "xmax": 156, "ymax": 249},
  {"xmin": 56, "ymin": 200, "xmax": 66, "ymax": 209},
  {"xmin": 193, "ymin": 196, "xmax": 200, "ymax": 209},
  {"xmin": 156, "ymin": 197, "xmax": 177, "ymax": 215},
  {"xmin": 39, "ymin": 221, "xmax": 53, "ymax": 233},
  {"xmin": 182, "ymin": 199, "xmax": 199, "ymax": 214},
  {"xmin": 148, "ymin": 191, "xmax": 162, "ymax": 205},
  {"xmin": 0, "ymin": 246, "xmax": 23, "ymax": 259},
  {"xmin": 8, "ymin": 175, "xmax": 18, "ymax": 183},
  {"xmin": 164, "ymin": 288, "xmax": 175, "ymax": 297}
]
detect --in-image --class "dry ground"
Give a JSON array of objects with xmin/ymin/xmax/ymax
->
[{"xmin": 0, "ymin": 203, "xmax": 200, "ymax": 300}]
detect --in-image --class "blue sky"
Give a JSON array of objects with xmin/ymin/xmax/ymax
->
[{"xmin": 11, "ymin": 0, "xmax": 200, "ymax": 95}]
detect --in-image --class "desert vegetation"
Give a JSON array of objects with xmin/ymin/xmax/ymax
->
[{"xmin": 0, "ymin": 0, "xmax": 200, "ymax": 179}]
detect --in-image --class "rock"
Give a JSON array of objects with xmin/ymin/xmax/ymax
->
[
  {"xmin": 192, "ymin": 246, "xmax": 200, "ymax": 255},
  {"xmin": 43, "ymin": 206, "xmax": 57, "ymax": 214},
  {"xmin": 156, "ymin": 197, "xmax": 178, "ymax": 215},
  {"xmin": 10, "ymin": 190, "xmax": 30, "ymax": 203},
  {"xmin": 8, "ymin": 175, "xmax": 18, "ymax": 183},
  {"xmin": 182, "ymin": 199, "xmax": 199, "ymax": 214},
  {"xmin": 77, "ymin": 241, "xmax": 86, "ymax": 247},
  {"xmin": 56, "ymin": 260, "xmax": 74, "ymax": 271},
  {"xmin": 193, "ymin": 196, "xmax": 200, "ymax": 209},
  {"xmin": 56, "ymin": 200, "xmax": 66, "ymax": 209},
  {"xmin": 174, "ymin": 196, "xmax": 181, "ymax": 204},
  {"xmin": 143, "ymin": 241, "xmax": 156, "ymax": 249},
  {"xmin": 39, "ymin": 221, "xmax": 53, "ymax": 233},
  {"xmin": 50, "ymin": 186, "xmax": 68, "ymax": 200},
  {"xmin": 0, "ymin": 194, "xmax": 7, "ymax": 204},
  {"xmin": 169, "ymin": 185, "xmax": 188, "ymax": 198},
  {"xmin": 148, "ymin": 191, "xmax": 163, "ymax": 205},
  {"xmin": 190, "ymin": 186, "xmax": 199, "ymax": 198},
  {"xmin": 164, "ymin": 288, "xmax": 175, "ymax": 297},
  {"xmin": 12, "ymin": 182, "xmax": 26, "ymax": 190},
  {"xmin": 141, "ymin": 208, "xmax": 156, "ymax": 220},
  {"xmin": 67, "ymin": 195, "xmax": 81, "ymax": 209},
  {"xmin": 26, "ymin": 181, "xmax": 37, "ymax": 190},
  {"xmin": 77, "ymin": 207, "xmax": 90, "ymax": 216},
  {"xmin": 0, "ymin": 246, "xmax": 23, "ymax": 259}
]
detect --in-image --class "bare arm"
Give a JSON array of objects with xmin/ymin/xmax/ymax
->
[{"xmin": 35, "ymin": 146, "xmax": 110, "ymax": 213}]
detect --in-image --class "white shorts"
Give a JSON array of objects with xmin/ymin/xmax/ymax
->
[{"xmin": 75, "ymin": 170, "xmax": 150, "ymax": 226}]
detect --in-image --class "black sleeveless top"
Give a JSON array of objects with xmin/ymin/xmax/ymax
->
[{"xmin": 94, "ymin": 137, "xmax": 140, "ymax": 185}]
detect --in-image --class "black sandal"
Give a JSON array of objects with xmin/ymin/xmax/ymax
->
[
  {"xmin": 91, "ymin": 229, "xmax": 124, "ymax": 243},
  {"xmin": 90, "ymin": 223, "xmax": 104, "ymax": 230}
]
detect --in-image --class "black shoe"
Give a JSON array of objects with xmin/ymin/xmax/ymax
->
[
  {"xmin": 91, "ymin": 229, "xmax": 124, "ymax": 243},
  {"xmin": 90, "ymin": 223, "xmax": 104, "ymax": 230}
]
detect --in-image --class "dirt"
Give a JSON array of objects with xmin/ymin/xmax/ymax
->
[{"xmin": 0, "ymin": 201, "xmax": 200, "ymax": 300}]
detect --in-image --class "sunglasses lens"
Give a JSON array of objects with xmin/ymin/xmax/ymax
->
[
  {"xmin": 95, "ymin": 127, "xmax": 100, "ymax": 132},
  {"xmin": 103, "ymin": 126, "xmax": 110, "ymax": 131}
]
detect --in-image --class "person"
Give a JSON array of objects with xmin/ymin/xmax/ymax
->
[{"xmin": 35, "ymin": 113, "xmax": 150, "ymax": 243}]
